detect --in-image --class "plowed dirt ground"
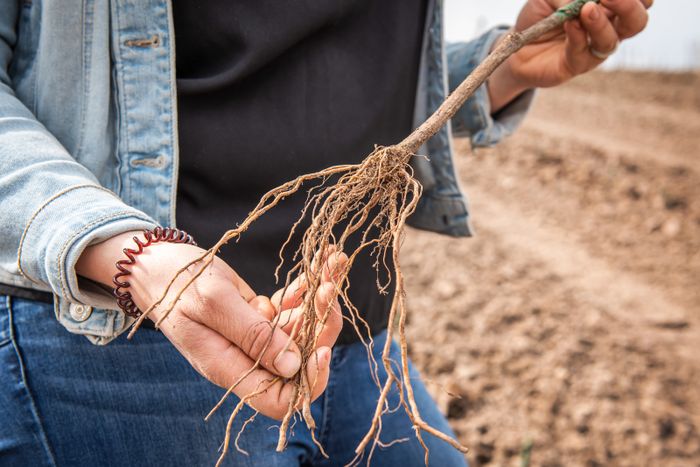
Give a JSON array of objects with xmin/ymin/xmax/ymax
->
[{"xmin": 404, "ymin": 70, "xmax": 700, "ymax": 467}]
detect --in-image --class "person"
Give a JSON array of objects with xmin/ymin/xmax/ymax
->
[{"xmin": 0, "ymin": 0, "xmax": 650, "ymax": 465}]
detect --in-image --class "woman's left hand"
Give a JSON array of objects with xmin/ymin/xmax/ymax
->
[{"xmin": 489, "ymin": 0, "xmax": 652, "ymax": 111}]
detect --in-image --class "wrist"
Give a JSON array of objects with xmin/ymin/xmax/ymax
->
[
  {"xmin": 120, "ymin": 239, "xmax": 203, "ymax": 315},
  {"xmin": 76, "ymin": 230, "xmax": 146, "ymax": 287},
  {"xmin": 487, "ymin": 57, "xmax": 530, "ymax": 113},
  {"xmin": 487, "ymin": 31, "xmax": 531, "ymax": 113},
  {"xmin": 77, "ymin": 228, "xmax": 201, "ymax": 318}
]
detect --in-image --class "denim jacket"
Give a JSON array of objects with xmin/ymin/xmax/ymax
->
[{"xmin": 0, "ymin": 0, "xmax": 533, "ymax": 344}]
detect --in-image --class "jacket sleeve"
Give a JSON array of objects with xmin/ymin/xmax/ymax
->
[
  {"xmin": 0, "ymin": 2, "xmax": 157, "ymax": 309},
  {"xmin": 447, "ymin": 25, "xmax": 536, "ymax": 148}
]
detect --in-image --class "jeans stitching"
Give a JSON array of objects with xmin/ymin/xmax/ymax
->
[{"xmin": 7, "ymin": 297, "xmax": 59, "ymax": 467}]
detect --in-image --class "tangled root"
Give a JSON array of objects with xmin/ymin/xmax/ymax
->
[
  {"xmin": 123, "ymin": 3, "xmax": 596, "ymax": 461},
  {"xmin": 128, "ymin": 144, "xmax": 467, "ymax": 465}
]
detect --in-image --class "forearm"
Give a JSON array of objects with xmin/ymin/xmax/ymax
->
[
  {"xmin": 0, "ymin": 91, "xmax": 157, "ymax": 305},
  {"xmin": 446, "ymin": 28, "xmax": 536, "ymax": 147},
  {"xmin": 75, "ymin": 231, "xmax": 209, "ymax": 317},
  {"xmin": 0, "ymin": 4, "xmax": 156, "ymax": 305}
]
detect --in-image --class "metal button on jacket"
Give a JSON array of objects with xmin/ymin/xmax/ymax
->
[{"xmin": 69, "ymin": 304, "xmax": 93, "ymax": 322}]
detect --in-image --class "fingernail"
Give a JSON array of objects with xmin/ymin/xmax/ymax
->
[
  {"xmin": 589, "ymin": 5, "xmax": 600, "ymax": 20},
  {"xmin": 274, "ymin": 350, "xmax": 301, "ymax": 377}
]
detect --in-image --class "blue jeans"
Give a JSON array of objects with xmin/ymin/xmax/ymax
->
[{"xmin": 0, "ymin": 296, "xmax": 467, "ymax": 466}]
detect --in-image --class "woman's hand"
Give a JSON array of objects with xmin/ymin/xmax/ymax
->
[
  {"xmin": 488, "ymin": 0, "xmax": 652, "ymax": 111},
  {"xmin": 76, "ymin": 231, "xmax": 345, "ymax": 420}
]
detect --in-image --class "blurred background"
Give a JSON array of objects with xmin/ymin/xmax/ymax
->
[
  {"xmin": 404, "ymin": 1, "xmax": 700, "ymax": 466},
  {"xmin": 445, "ymin": 0, "xmax": 700, "ymax": 70}
]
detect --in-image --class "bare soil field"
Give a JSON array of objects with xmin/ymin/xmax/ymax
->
[{"xmin": 403, "ymin": 70, "xmax": 700, "ymax": 467}]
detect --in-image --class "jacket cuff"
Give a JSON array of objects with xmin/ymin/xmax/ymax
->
[
  {"xmin": 447, "ymin": 25, "xmax": 536, "ymax": 148},
  {"xmin": 17, "ymin": 184, "xmax": 158, "ymax": 308}
]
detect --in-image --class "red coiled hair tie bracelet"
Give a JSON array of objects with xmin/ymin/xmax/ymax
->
[{"xmin": 113, "ymin": 227, "xmax": 197, "ymax": 317}]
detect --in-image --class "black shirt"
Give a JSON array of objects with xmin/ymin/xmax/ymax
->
[{"xmin": 174, "ymin": 0, "xmax": 426, "ymax": 344}]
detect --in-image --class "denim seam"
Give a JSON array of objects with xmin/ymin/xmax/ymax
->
[
  {"xmin": 73, "ymin": 0, "xmax": 90, "ymax": 161},
  {"xmin": 29, "ymin": 2, "xmax": 40, "ymax": 115},
  {"xmin": 7, "ymin": 296, "xmax": 59, "ymax": 467},
  {"xmin": 112, "ymin": 1, "xmax": 131, "ymax": 203},
  {"xmin": 16, "ymin": 184, "xmax": 121, "ymax": 284},
  {"xmin": 55, "ymin": 211, "xmax": 156, "ymax": 301}
]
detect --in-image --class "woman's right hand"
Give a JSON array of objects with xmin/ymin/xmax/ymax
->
[{"xmin": 76, "ymin": 231, "xmax": 345, "ymax": 420}]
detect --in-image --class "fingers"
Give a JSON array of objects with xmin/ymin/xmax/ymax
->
[
  {"xmin": 249, "ymin": 295, "xmax": 276, "ymax": 321},
  {"xmin": 265, "ymin": 283, "xmax": 342, "ymax": 347},
  {"xmin": 182, "ymin": 321, "xmax": 330, "ymax": 420},
  {"xmin": 601, "ymin": 0, "xmax": 650, "ymax": 39},
  {"xmin": 271, "ymin": 250, "xmax": 346, "ymax": 345},
  {"xmin": 268, "ymin": 246, "xmax": 332, "ymax": 311},
  {"xmin": 563, "ymin": 0, "xmax": 650, "ymax": 77},
  {"xmin": 563, "ymin": 2, "xmax": 619, "ymax": 74},
  {"xmin": 306, "ymin": 346, "xmax": 332, "ymax": 402},
  {"xmin": 276, "ymin": 307, "xmax": 305, "ymax": 335},
  {"xmin": 322, "ymin": 250, "xmax": 348, "ymax": 283},
  {"xmin": 312, "ymin": 283, "xmax": 343, "ymax": 348},
  {"xmin": 188, "ymin": 279, "xmax": 302, "ymax": 378},
  {"xmin": 581, "ymin": 2, "xmax": 620, "ymax": 54},
  {"xmin": 228, "ymin": 269, "xmax": 257, "ymax": 302},
  {"xmin": 243, "ymin": 246, "xmax": 345, "ymax": 378},
  {"xmin": 270, "ymin": 247, "xmax": 347, "ymax": 312},
  {"xmin": 564, "ymin": 20, "xmax": 590, "ymax": 74},
  {"xmin": 271, "ymin": 274, "xmax": 306, "ymax": 311},
  {"xmin": 310, "ymin": 244, "xmax": 347, "ymax": 283}
]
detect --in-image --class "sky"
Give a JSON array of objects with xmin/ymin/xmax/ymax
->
[{"xmin": 444, "ymin": 0, "xmax": 700, "ymax": 70}]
